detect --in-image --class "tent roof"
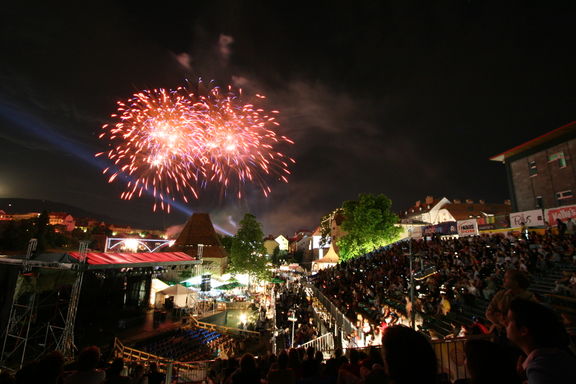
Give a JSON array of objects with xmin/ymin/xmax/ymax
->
[
  {"xmin": 158, "ymin": 284, "xmax": 194, "ymax": 296},
  {"xmin": 170, "ymin": 213, "xmax": 228, "ymax": 259},
  {"xmin": 314, "ymin": 244, "xmax": 339, "ymax": 264},
  {"xmin": 0, "ymin": 251, "xmax": 201, "ymax": 270}
]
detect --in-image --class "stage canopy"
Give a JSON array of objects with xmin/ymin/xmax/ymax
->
[{"xmin": 0, "ymin": 251, "xmax": 201, "ymax": 270}]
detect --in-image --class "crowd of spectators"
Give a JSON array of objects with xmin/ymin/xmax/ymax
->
[
  {"xmin": 275, "ymin": 285, "xmax": 318, "ymax": 347},
  {"xmin": 202, "ymin": 324, "xmax": 436, "ymax": 384},
  {"xmin": 0, "ymin": 346, "xmax": 166, "ymax": 384},
  {"xmin": 2, "ymin": 297, "xmax": 575, "ymax": 384},
  {"xmin": 313, "ymin": 232, "xmax": 576, "ymax": 339}
]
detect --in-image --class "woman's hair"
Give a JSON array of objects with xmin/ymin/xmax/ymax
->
[{"xmin": 382, "ymin": 325, "xmax": 437, "ymax": 384}]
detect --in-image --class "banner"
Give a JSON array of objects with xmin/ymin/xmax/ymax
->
[
  {"xmin": 409, "ymin": 226, "xmax": 423, "ymax": 239},
  {"xmin": 546, "ymin": 204, "xmax": 576, "ymax": 225},
  {"xmin": 510, "ymin": 209, "xmax": 545, "ymax": 228},
  {"xmin": 422, "ymin": 222, "xmax": 457, "ymax": 236},
  {"xmin": 437, "ymin": 221, "xmax": 458, "ymax": 235},
  {"xmin": 457, "ymin": 219, "xmax": 478, "ymax": 237},
  {"xmin": 478, "ymin": 214, "xmax": 510, "ymax": 231}
]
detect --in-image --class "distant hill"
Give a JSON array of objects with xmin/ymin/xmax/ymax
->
[{"xmin": 0, "ymin": 198, "xmax": 141, "ymax": 227}]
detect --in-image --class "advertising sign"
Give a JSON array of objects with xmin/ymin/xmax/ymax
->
[
  {"xmin": 437, "ymin": 221, "xmax": 458, "ymax": 235},
  {"xmin": 510, "ymin": 209, "xmax": 545, "ymax": 228},
  {"xmin": 457, "ymin": 219, "xmax": 478, "ymax": 237},
  {"xmin": 546, "ymin": 204, "xmax": 576, "ymax": 224},
  {"xmin": 422, "ymin": 222, "xmax": 457, "ymax": 236},
  {"xmin": 409, "ymin": 226, "xmax": 423, "ymax": 239}
]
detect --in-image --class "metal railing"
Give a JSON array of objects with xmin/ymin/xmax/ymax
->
[
  {"xmin": 431, "ymin": 337, "xmax": 470, "ymax": 382},
  {"xmin": 188, "ymin": 317, "xmax": 260, "ymax": 338},
  {"xmin": 298, "ymin": 332, "xmax": 334, "ymax": 352},
  {"xmin": 304, "ymin": 283, "xmax": 357, "ymax": 336},
  {"xmin": 112, "ymin": 338, "xmax": 213, "ymax": 383}
]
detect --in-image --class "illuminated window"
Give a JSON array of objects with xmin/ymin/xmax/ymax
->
[
  {"xmin": 556, "ymin": 190, "xmax": 573, "ymax": 206},
  {"xmin": 536, "ymin": 196, "xmax": 543, "ymax": 209},
  {"xmin": 528, "ymin": 160, "xmax": 538, "ymax": 176},
  {"xmin": 549, "ymin": 152, "xmax": 567, "ymax": 168}
]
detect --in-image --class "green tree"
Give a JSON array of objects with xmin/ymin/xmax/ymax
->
[
  {"xmin": 34, "ymin": 210, "xmax": 50, "ymax": 252},
  {"xmin": 219, "ymin": 235, "xmax": 234, "ymax": 254},
  {"xmin": 229, "ymin": 214, "xmax": 269, "ymax": 280},
  {"xmin": 337, "ymin": 193, "xmax": 401, "ymax": 261}
]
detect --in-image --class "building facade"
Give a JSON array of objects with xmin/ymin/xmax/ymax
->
[{"xmin": 490, "ymin": 122, "xmax": 576, "ymax": 211}]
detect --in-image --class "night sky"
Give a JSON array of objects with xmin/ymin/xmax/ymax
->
[{"xmin": 1, "ymin": 1, "xmax": 575, "ymax": 235}]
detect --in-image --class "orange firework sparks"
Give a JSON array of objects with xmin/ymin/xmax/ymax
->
[
  {"xmin": 96, "ymin": 83, "xmax": 295, "ymax": 210},
  {"xmin": 196, "ymin": 85, "xmax": 295, "ymax": 198}
]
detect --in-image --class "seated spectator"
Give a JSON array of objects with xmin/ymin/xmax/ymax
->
[
  {"xmin": 16, "ymin": 351, "xmax": 64, "ymax": 384},
  {"xmin": 381, "ymin": 325, "xmax": 437, "ymax": 384},
  {"xmin": 105, "ymin": 358, "xmax": 130, "ymax": 384},
  {"xmin": 63, "ymin": 346, "xmax": 105, "ymax": 384},
  {"xmin": 485, "ymin": 270, "xmax": 536, "ymax": 330},
  {"xmin": 230, "ymin": 353, "xmax": 260, "ymax": 384},
  {"xmin": 506, "ymin": 298, "xmax": 576, "ymax": 383},
  {"xmin": 130, "ymin": 365, "xmax": 148, "ymax": 384},
  {"xmin": 464, "ymin": 339, "xmax": 521, "ymax": 384},
  {"xmin": 146, "ymin": 363, "xmax": 165, "ymax": 384},
  {"xmin": 0, "ymin": 371, "xmax": 15, "ymax": 384},
  {"xmin": 267, "ymin": 350, "xmax": 296, "ymax": 384}
]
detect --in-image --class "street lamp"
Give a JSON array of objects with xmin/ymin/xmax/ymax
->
[
  {"xmin": 239, "ymin": 312, "xmax": 248, "ymax": 330},
  {"xmin": 408, "ymin": 227, "xmax": 415, "ymax": 330},
  {"xmin": 288, "ymin": 307, "xmax": 298, "ymax": 347}
]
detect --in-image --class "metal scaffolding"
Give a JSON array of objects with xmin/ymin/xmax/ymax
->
[
  {"xmin": 1, "ymin": 239, "xmax": 38, "ymax": 369},
  {"xmin": 0, "ymin": 240, "xmax": 87, "ymax": 369},
  {"xmin": 55, "ymin": 241, "xmax": 89, "ymax": 358}
]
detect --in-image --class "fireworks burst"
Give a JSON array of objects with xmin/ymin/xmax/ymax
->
[{"xmin": 96, "ymin": 82, "xmax": 294, "ymax": 211}]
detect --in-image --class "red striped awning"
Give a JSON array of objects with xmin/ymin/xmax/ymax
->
[{"xmin": 67, "ymin": 252, "xmax": 198, "ymax": 267}]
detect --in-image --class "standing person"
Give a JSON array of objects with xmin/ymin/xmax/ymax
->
[
  {"xmin": 567, "ymin": 218, "xmax": 576, "ymax": 235},
  {"xmin": 506, "ymin": 298, "xmax": 576, "ymax": 383},
  {"xmin": 485, "ymin": 270, "xmax": 536, "ymax": 332},
  {"xmin": 520, "ymin": 222, "xmax": 529, "ymax": 240},
  {"xmin": 557, "ymin": 219, "xmax": 567, "ymax": 237}
]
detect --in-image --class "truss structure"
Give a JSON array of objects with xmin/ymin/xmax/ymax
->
[
  {"xmin": 104, "ymin": 237, "xmax": 174, "ymax": 252},
  {"xmin": 0, "ymin": 240, "xmax": 88, "ymax": 369}
]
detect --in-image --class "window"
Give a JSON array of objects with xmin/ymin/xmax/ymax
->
[
  {"xmin": 536, "ymin": 196, "xmax": 543, "ymax": 209},
  {"xmin": 556, "ymin": 190, "xmax": 573, "ymax": 205},
  {"xmin": 528, "ymin": 160, "xmax": 538, "ymax": 176},
  {"xmin": 549, "ymin": 152, "xmax": 567, "ymax": 168},
  {"xmin": 556, "ymin": 190, "xmax": 573, "ymax": 199}
]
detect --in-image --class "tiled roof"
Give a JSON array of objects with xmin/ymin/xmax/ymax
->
[{"xmin": 169, "ymin": 213, "xmax": 228, "ymax": 258}]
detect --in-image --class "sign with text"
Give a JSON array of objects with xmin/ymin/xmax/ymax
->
[
  {"xmin": 510, "ymin": 209, "xmax": 545, "ymax": 228},
  {"xmin": 457, "ymin": 219, "xmax": 478, "ymax": 237},
  {"xmin": 546, "ymin": 204, "xmax": 576, "ymax": 224}
]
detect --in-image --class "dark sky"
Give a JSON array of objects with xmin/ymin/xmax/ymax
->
[{"xmin": 1, "ymin": 1, "xmax": 575, "ymax": 235}]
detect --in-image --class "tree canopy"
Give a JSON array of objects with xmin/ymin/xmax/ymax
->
[
  {"xmin": 337, "ymin": 193, "xmax": 401, "ymax": 261},
  {"xmin": 229, "ymin": 214, "xmax": 269, "ymax": 279}
]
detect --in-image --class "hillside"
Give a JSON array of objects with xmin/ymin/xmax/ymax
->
[{"xmin": 0, "ymin": 198, "xmax": 143, "ymax": 228}]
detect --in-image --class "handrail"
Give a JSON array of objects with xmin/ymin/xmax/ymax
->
[
  {"xmin": 189, "ymin": 316, "xmax": 260, "ymax": 337},
  {"xmin": 304, "ymin": 283, "xmax": 357, "ymax": 335},
  {"xmin": 112, "ymin": 338, "xmax": 214, "ymax": 382},
  {"xmin": 299, "ymin": 332, "xmax": 334, "ymax": 352}
]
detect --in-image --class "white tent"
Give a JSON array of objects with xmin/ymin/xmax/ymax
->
[
  {"xmin": 149, "ymin": 278, "xmax": 170, "ymax": 306},
  {"xmin": 154, "ymin": 284, "xmax": 197, "ymax": 308},
  {"xmin": 312, "ymin": 243, "xmax": 339, "ymax": 272}
]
